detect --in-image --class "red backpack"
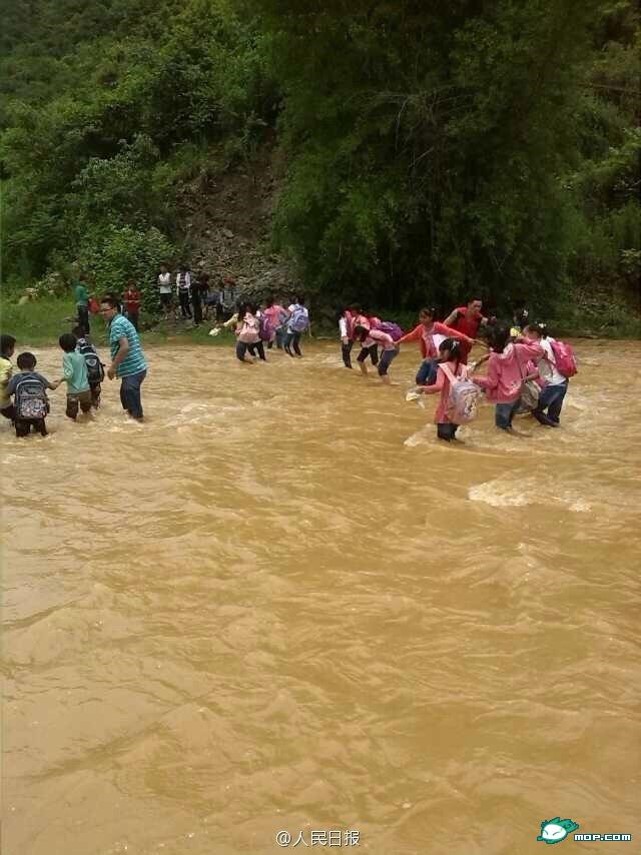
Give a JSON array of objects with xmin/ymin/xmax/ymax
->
[{"xmin": 549, "ymin": 340, "xmax": 578, "ymax": 378}]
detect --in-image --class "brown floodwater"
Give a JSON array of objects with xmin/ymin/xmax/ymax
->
[{"xmin": 2, "ymin": 339, "xmax": 640, "ymax": 855}]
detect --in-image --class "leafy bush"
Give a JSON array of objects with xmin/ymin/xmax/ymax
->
[{"xmin": 76, "ymin": 225, "xmax": 176, "ymax": 316}]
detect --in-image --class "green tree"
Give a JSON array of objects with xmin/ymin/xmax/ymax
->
[{"xmin": 252, "ymin": 0, "xmax": 605, "ymax": 312}]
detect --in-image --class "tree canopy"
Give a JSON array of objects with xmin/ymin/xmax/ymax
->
[{"xmin": 1, "ymin": 0, "xmax": 638, "ymax": 316}]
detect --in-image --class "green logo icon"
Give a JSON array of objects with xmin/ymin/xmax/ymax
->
[{"xmin": 537, "ymin": 818, "xmax": 580, "ymax": 844}]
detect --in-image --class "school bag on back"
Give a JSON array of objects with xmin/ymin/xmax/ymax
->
[
  {"xmin": 15, "ymin": 376, "xmax": 48, "ymax": 420},
  {"xmin": 549, "ymin": 339, "xmax": 577, "ymax": 378},
  {"xmin": 440, "ymin": 363, "xmax": 480, "ymax": 424},
  {"xmin": 376, "ymin": 321, "xmax": 403, "ymax": 341},
  {"xmin": 258, "ymin": 314, "xmax": 273, "ymax": 342},
  {"xmin": 290, "ymin": 306, "xmax": 309, "ymax": 332},
  {"xmin": 77, "ymin": 340, "xmax": 105, "ymax": 384}
]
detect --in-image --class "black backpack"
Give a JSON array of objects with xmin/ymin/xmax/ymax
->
[
  {"xmin": 77, "ymin": 340, "xmax": 105, "ymax": 384},
  {"xmin": 15, "ymin": 376, "xmax": 48, "ymax": 420}
]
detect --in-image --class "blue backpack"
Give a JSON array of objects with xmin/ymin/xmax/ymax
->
[{"xmin": 289, "ymin": 306, "xmax": 309, "ymax": 333}]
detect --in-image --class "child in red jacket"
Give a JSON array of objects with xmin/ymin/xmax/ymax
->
[
  {"xmin": 397, "ymin": 307, "xmax": 483, "ymax": 385},
  {"xmin": 122, "ymin": 280, "xmax": 141, "ymax": 331}
]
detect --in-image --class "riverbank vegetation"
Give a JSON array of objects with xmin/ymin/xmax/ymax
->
[{"xmin": 1, "ymin": 0, "xmax": 639, "ymax": 330}]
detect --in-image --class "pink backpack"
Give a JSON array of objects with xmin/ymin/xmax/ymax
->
[
  {"xmin": 440, "ymin": 363, "xmax": 481, "ymax": 424},
  {"xmin": 549, "ymin": 340, "xmax": 577, "ymax": 378}
]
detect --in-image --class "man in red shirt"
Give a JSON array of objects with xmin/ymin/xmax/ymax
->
[
  {"xmin": 122, "ymin": 280, "xmax": 142, "ymax": 331},
  {"xmin": 443, "ymin": 298, "xmax": 490, "ymax": 362}
]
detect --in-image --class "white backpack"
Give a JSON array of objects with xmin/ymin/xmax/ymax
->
[{"xmin": 440, "ymin": 363, "xmax": 480, "ymax": 424}]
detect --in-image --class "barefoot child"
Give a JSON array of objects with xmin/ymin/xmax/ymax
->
[{"xmin": 58, "ymin": 333, "xmax": 92, "ymax": 420}]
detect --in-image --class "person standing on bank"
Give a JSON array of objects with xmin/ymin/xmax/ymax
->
[
  {"xmin": 99, "ymin": 296, "xmax": 148, "ymax": 421},
  {"xmin": 176, "ymin": 264, "xmax": 192, "ymax": 319},
  {"xmin": 191, "ymin": 272, "xmax": 208, "ymax": 326},
  {"xmin": 73, "ymin": 272, "xmax": 91, "ymax": 335},
  {"xmin": 157, "ymin": 263, "xmax": 173, "ymax": 317},
  {"xmin": 122, "ymin": 279, "xmax": 142, "ymax": 331}
]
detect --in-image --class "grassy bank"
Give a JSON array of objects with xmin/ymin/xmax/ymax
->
[{"xmin": 0, "ymin": 297, "xmax": 234, "ymax": 348}]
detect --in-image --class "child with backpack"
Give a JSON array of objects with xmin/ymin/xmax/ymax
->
[
  {"xmin": 73, "ymin": 325, "xmax": 105, "ymax": 408},
  {"xmin": 1, "ymin": 334, "xmax": 17, "ymax": 424},
  {"xmin": 523, "ymin": 323, "xmax": 575, "ymax": 426},
  {"xmin": 284, "ymin": 296, "xmax": 309, "ymax": 357},
  {"xmin": 471, "ymin": 325, "xmax": 545, "ymax": 432},
  {"xmin": 235, "ymin": 303, "xmax": 262, "ymax": 363},
  {"xmin": 263, "ymin": 297, "xmax": 289, "ymax": 350},
  {"xmin": 417, "ymin": 338, "xmax": 480, "ymax": 442},
  {"xmin": 7, "ymin": 352, "xmax": 58, "ymax": 437},
  {"xmin": 58, "ymin": 333, "xmax": 92, "ymax": 420},
  {"xmin": 351, "ymin": 310, "xmax": 379, "ymax": 371},
  {"xmin": 353, "ymin": 323, "xmax": 400, "ymax": 384}
]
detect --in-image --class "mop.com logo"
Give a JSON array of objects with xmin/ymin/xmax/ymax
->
[
  {"xmin": 537, "ymin": 818, "xmax": 580, "ymax": 845},
  {"xmin": 536, "ymin": 817, "xmax": 632, "ymax": 845}
]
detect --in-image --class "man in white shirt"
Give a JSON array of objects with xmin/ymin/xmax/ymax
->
[{"xmin": 157, "ymin": 264, "xmax": 173, "ymax": 317}]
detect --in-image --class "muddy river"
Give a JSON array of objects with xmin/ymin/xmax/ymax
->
[{"xmin": 2, "ymin": 339, "xmax": 640, "ymax": 854}]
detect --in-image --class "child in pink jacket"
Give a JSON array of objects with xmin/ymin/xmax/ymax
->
[
  {"xmin": 353, "ymin": 324, "xmax": 398, "ymax": 384},
  {"xmin": 472, "ymin": 325, "xmax": 544, "ymax": 431},
  {"xmin": 418, "ymin": 338, "xmax": 467, "ymax": 441}
]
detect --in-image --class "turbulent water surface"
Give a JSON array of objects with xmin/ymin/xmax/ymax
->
[{"xmin": 2, "ymin": 339, "xmax": 640, "ymax": 855}]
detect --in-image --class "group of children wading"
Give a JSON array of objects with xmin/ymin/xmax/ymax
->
[
  {"xmin": 1, "ymin": 296, "xmax": 148, "ymax": 437},
  {"xmin": 337, "ymin": 298, "xmax": 577, "ymax": 442},
  {"xmin": 213, "ymin": 296, "xmax": 310, "ymax": 361},
  {"xmin": 1, "ymin": 291, "xmax": 576, "ymax": 443}
]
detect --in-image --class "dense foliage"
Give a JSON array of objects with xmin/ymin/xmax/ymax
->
[{"xmin": 1, "ymin": 0, "xmax": 638, "ymax": 318}]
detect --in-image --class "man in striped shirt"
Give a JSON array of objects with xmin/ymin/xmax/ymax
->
[{"xmin": 100, "ymin": 296, "xmax": 148, "ymax": 421}]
